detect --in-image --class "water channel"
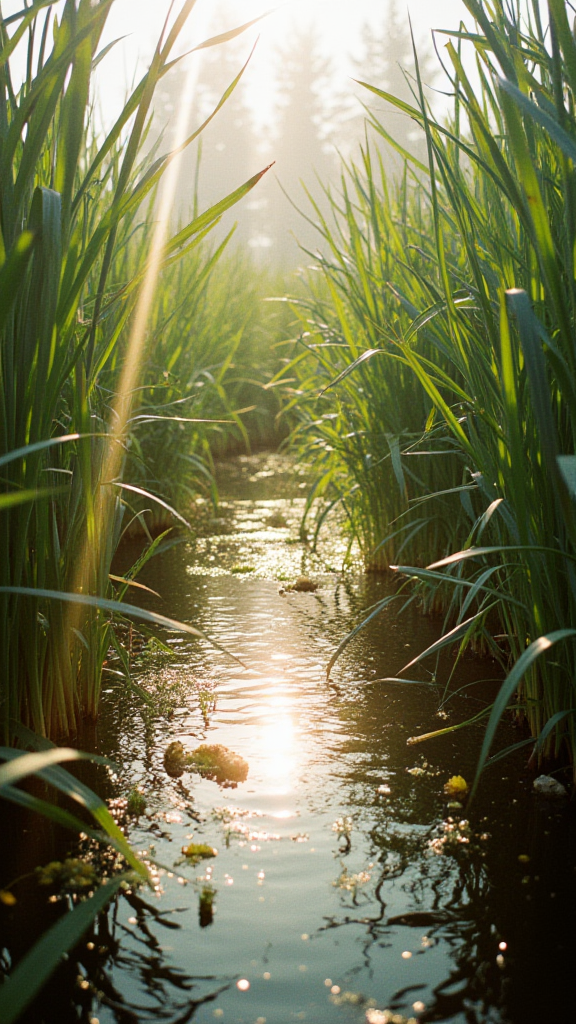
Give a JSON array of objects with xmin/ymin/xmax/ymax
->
[{"xmin": 2, "ymin": 454, "xmax": 575, "ymax": 1024}]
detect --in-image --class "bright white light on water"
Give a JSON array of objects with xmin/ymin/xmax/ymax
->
[{"xmin": 253, "ymin": 686, "xmax": 298, "ymax": 793}]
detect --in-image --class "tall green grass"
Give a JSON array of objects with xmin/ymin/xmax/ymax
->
[
  {"xmin": 0, "ymin": 0, "xmax": 268, "ymax": 743},
  {"xmin": 293, "ymin": 0, "xmax": 576, "ymax": 775},
  {"xmin": 124, "ymin": 248, "xmax": 293, "ymax": 533},
  {"xmin": 284, "ymin": 155, "xmax": 469, "ymax": 573}
]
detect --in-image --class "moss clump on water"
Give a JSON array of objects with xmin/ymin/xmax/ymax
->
[
  {"xmin": 199, "ymin": 884, "xmax": 216, "ymax": 927},
  {"xmin": 181, "ymin": 842, "xmax": 217, "ymax": 863},
  {"xmin": 36, "ymin": 858, "xmax": 99, "ymax": 892},
  {"xmin": 164, "ymin": 740, "xmax": 186, "ymax": 778},
  {"xmin": 443, "ymin": 775, "xmax": 469, "ymax": 799},
  {"xmin": 267, "ymin": 511, "xmax": 288, "ymax": 528},
  {"xmin": 163, "ymin": 741, "xmax": 248, "ymax": 787},
  {"xmin": 287, "ymin": 576, "xmax": 318, "ymax": 593},
  {"xmin": 185, "ymin": 744, "xmax": 249, "ymax": 787}
]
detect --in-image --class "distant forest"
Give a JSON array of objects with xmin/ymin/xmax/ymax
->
[{"xmin": 153, "ymin": 1, "xmax": 437, "ymax": 267}]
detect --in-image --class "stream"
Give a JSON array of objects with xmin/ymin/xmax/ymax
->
[{"xmin": 2, "ymin": 453, "xmax": 575, "ymax": 1024}]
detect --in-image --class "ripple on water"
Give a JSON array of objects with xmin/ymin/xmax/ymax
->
[{"xmin": 18, "ymin": 453, "xmax": 574, "ymax": 1024}]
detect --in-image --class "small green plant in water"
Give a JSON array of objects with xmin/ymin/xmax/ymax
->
[
  {"xmin": 127, "ymin": 788, "xmax": 147, "ymax": 816},
  {"xmin": 36, "ymin": 859, "xmax": 99, "ymax": 893},
  {"xmin": 181, "ymin": 843, "xmax": 217, "ymax": 863},
  {"xmin": 287, "ymin": 576, "xmax": 318, "ymax": 593},
  {"xmin": 163, "ymin": 741, "xmax": 248, "ymax": 786},
  {"xmin": 199, "ymin": 884, "xmax": 216, "ymax": 927}
]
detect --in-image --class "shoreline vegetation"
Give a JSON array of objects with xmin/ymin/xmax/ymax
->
[
  {"xmin": 286, "ymin": 0, "xmax": 576, "ymax": 785},
  {"xmin": 1, "ymin": 0, "xmax": 575, "ymax": 1015}
]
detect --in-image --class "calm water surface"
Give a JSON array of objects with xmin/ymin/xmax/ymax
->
[{"xmin": 2, "ymin": 455, "xmax": 575, "ymax": 1024}]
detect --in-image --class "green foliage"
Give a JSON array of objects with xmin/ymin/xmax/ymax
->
[
  {"xmin": 0, "ymin": 1, "xmax": 268, "ymax": 742},
  {"xmin": 124, "ymin": 250, "xmax": 292, "ymax": 532},
  {"xmin": 285, "ymin": 154, "xmax": 469, "ymax": 573},
  {"xmin": 296, "ymin": 0, "xmax": 576, "ymax": 775}
]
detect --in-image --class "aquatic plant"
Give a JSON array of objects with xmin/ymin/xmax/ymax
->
[
  {"xmin": 185, "ymin": 743, "xmax": 249, "ymax": 786},
  {"xmin": 0, "ymin": 736, "xmax": 148, "ymax": 1023},
  {"xmin": 163, "ymin": 740, "xmax": 187, "ymax": 778},
  {"xmin": 287, "ymin": 575, "xmax": 318, "ymax": 592},
  {"xmin": 163, "ymin": 740, "xmax": 248, "ymax": 785},
  {"xmin": 181, "ymin": 842, "xmax": 218, "ymax": 862},
  {"xmin": 299, "ymin": 0, "xmax": 576, "ymax": 780},
  {"xmin": 123, "ymin": 252, "xmax": 293, "ymax": 531},
  {"xmin": 443, "ymin": 775, "xmax": 468, "ymax": 799},
  {"xmin": 198, "ymin": 883, "xmax": 216, "ymax": 927},
  {"xmin": 126, "ymin": 787, "xmax": 147, "ymax": 816}
]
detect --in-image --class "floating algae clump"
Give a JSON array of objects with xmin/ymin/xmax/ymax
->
[
  {"xmin": 36, "ymin": 858, "xmax": 99, "ymax": 892},
  {"xmin": 163, "ymin": 741, "xmax": 248, "ymax": 787},
  {"xmin": 164, "ymin": 740, "xmax": 186, "ymax": 778},
  {"xmin": 199, "ymin": 884, "xmax": 216, "ymax": 927},
  {"xmin": 443, "ymin": 775, "xmax": 469, "ymax": 799},
  {"xmin": 287, "ymin": 576, "xmax": 318, "ymax": 593},
  {"xmin": 181, "ymin": 842, "xmax": 217, "ymax": 863},
  {"xmin": 185, "ymin": 744, "xmax": 249, "ymax": 787},
  {"xmin": 127, "ymin": 787, "xmax": 147, "ymax": 816}
]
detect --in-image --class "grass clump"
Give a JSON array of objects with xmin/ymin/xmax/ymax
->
[
  {"xmin": 293, "ymin": 0, "xmax": 576, "ymax": 779},
  {"xmin": 0, "ymin": 0, "xmax": 271, "ymax": 743},
  {"xmin": 126, "ymin": 788, "xmax": 147, "ymax": 817}
]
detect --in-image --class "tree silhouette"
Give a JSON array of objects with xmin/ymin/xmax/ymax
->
[
  {"xmin": 258, "ymin": 23, "xmax": 338, "ymax": 268},
  {"xmin": 152, "ymin": 9, "xmax": 261, "ymax": 248},
  {"xmin": 348, "ymin": 2, "xmax": 437, "ymax": 172}
]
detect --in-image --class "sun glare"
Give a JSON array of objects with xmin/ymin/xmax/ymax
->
[{"xmin": 255, "ymin": 688, "xmax": 298, "ymax": 794}]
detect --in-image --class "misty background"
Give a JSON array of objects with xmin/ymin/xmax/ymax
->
[{"xmin": 148, "ymin": 0, "xmax": 441, "ymax": 268}]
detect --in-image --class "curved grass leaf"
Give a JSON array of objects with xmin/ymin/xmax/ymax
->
[
  {"xmin": 534, "ymin": 707, "xmax": 576, "ymax": 754},
  {"xmin": 0, "ymin": 433, "xmax": 85, "ymax": 468},
  {"xmin": 407, "ymin": 705, "xmax": 492, "ymax": 745},
  {"xmin": 326, "ymin": 593, "xmax": 402, "ymax": 679},
  {"xmin": 0, "ymin": 587, "xmax": 245, "ymax": 666},
  {"xmin": 0, "ymin": 747, "xmax": 109, "ymax": 788},
  {"xmin": 471, "ymin": 630, "xmax": 576, "ymax": 799},
  {"xmin": 318, "ymin": 348, "xmax": 382, "ymax": 395},
  {"xmin": 397, "ymin": 608, "xmax": 492, "ymax": 675},
  {"xmin": 0, "ymin": 487, "xmax": 65, "ymax": 510},
  {"xmin": 105, "ymin": 481, "xmax": 191, "ymax": 531},
  {"xmin": 0, "ymin": 747, "xmax": 147, "ymax": 879},
  {"xmin": 427, "ymin": 545, "xmax": 576, "ymax": 570},
  {"xmin": 498, "ymin": 76, "xmax": 576, "ymax": 163},
  {"xmin": 0, "ymin": 876, "xmax": 124, "ymax": 1024}
]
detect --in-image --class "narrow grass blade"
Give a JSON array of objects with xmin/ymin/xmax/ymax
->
[
  {"xmin": 0, "ymin": 877, "xmax": 124, "ymax": 1024},
  {"xmin": 0, "ymin": 588, "xmax": 246, "ymax": 666},
  {"xmin": 0, "ymin": 748, "xmax": 108, "ymax": 788},
  {"xmin": 471, "ymin": 630, "xmax": 576, "ymax": 798}
]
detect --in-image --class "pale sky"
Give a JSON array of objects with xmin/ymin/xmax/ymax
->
[
  {"xmin": 2, "ymin": 0, "xmax": 473, "ymax": 129},
  {"xmin": 93, "ymin": 0, "xmax": 471, "ymax": 126}
]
